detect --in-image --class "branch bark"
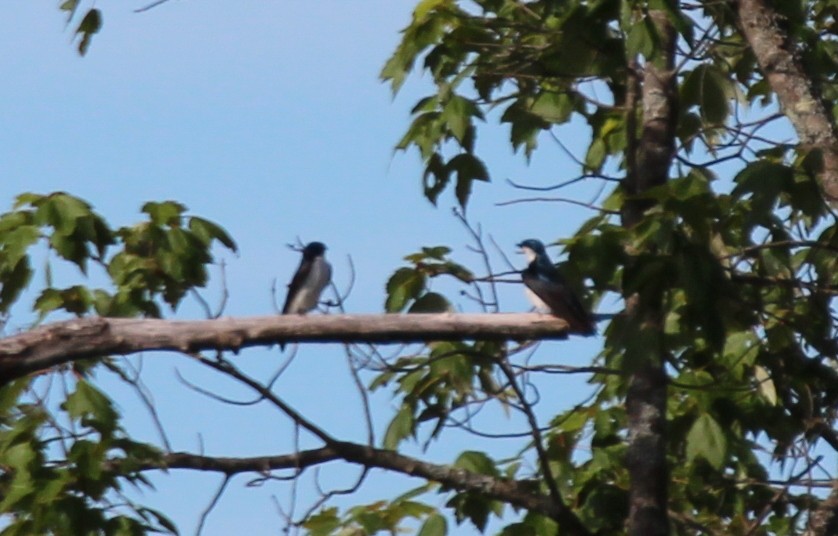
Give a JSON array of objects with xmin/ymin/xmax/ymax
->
[
  {"xmin": 123, "ymin": 441, "xmax": 590, "ymax": 534},
  {"xmin": 735, "ymin": 0, "xmax": 838, "ymax": 206},
  {"xmin": 0, "ymin": 313, "xmax": 572, "ymax": 385}
]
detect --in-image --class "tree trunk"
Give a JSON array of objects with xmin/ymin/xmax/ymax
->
[{"xmin": 622, "ymin": 9, "xmax": 677, "ymax": 536}]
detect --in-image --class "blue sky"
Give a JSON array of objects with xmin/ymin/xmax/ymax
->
[{"xmin": 1, "ymin": 2, "xmax": 605, "ymax": 534}]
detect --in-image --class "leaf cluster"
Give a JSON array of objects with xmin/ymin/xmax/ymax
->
[
  {"xmin": 0, "ymin": 378, "xmax": 174, "ymax": 535},
  {"xmin": 0, "ymin": 193, "xmax": 236, "ymax": 321}
]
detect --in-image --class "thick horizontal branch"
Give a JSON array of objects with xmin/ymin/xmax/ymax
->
[
  {"xmin": 0, "ymin": 313, "xmax": 571, "ymax": 384},
  {"xmin": 126, "ymin": 441, "xmax": 588, "ymax": 534}
]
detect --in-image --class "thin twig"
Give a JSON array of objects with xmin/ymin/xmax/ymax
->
[
  {"xmin": 195, "ymin": 475, "xmax": 231, "ymax": 536},
  {"xmin": 496, "ymin": 196, "xmax": 619, "ymax": 214},
  {"xmin": 494, "ymin": 357, "xmax": 564, "ymax": 512}
]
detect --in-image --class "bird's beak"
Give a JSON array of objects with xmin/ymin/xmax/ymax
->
[{"xmin": 515, "ymin": 243, "xmax": 525, "ymax": 254}]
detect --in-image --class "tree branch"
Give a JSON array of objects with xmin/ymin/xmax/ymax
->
[
  {"xmin": 123, "ymin": 442, "xmax": 590, "ymax": 533},
  {"xmin": 735, "ymin": 0, "xmax": 838, "ymax": 206},
  {"xmin": 0, "ymin": 314, "xmax": 573, "ymax": 385}
]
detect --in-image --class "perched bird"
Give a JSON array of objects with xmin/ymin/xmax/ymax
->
[
  {"xmin": 281, "ymin": 241, "xmax": 332, "ymax": 349},
  {"xmin": 517, "ymin": 239, "xmax": 595, "ymax": 335}
]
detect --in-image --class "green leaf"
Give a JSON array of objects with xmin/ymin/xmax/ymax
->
[
  {"xmin": 423, "ymin": 152, "xmax": 449, "ymax": 205},
  {"xmin": 446, "ymin": 490, "xmax": 498, "ymax": 532},
  {"xmin": 13, "ymin": 192, "xmax": 43, "ymax": 208},
  {"xmin": 303, "ymin": 508, "xmax": 341, "ymax": 536},
  {"xmin": 418, "ymin": 513, "xmax": 447, "ymax": 536},
  {"xmin": 413, "ymin": 0, "xmax": 449, "ymax": 22},
  {"xmin": 383, "ymin": 405, "xmax": 414, "ymax": 449},
  {"xmin": 686, "ymin": 413, "xmax": 727, "ymax": 469},
  {"xmin": 0, "ymin": 380, "xmax": 29, "ymax": 419},
  {"xmin": 188, "ymin": 217, "xmax": 238, "ymax": 251},
  {"xmin": 500, "ymin": 102, "xmax": 543, "ymax": 158},
  {"xmin": 453, "ymin": 451, "xmax": 499, "ymax": 477},
  {"xmin": 397, "ymin": 112, "xmax": 443, "ymax": 159},
  {"xmin": 385, "ymin": 268, "xmax": 426, "ymax": 312},
  {"xmin": 580, "ymin": 484, "xmax": 629, "ymax": 532},
  {"xmin": 732, "ymin": 160, "xmax": 792, "ymax": 216},
  {"xmin": 63, "ymin": 381, "xmax": 119, "ymax": 436},
  {"xmin": 447, "ymin": 153, "xmax": 489, "ymax": 208},
  {"xmin": 40, "ymin": 193, "xmax": 93, "ymax": 234},
  {"xmin": 141, "ymin": 201, "xmax": 186, "ymax": 227},
  {"xmin": 754, "ymin": 365, "xmax": 777, "ymax": 406},
  {"xmin": 76, "ymin": 9, "xmax": 102, "ymax": 56},
  {"xmin": 59, "ymin": 0, "xmax": 80, "ymax": 19},
  {"xmin": 681, "ymin": 65, "xmax": 732, "ymax": 125},
  {"xmin": 49, "ymin": 232, "xmax": 89, "ymax": 271},
  {"xmin": 2, "ymin": 225, "xmax": 40, "ymax": 265},
  {"xmin": 625, "ymin": 16, "xmax": 656, "ymax": 59},
  {"xmin": 518, "ymin": 513, "xmax": 557, "ymax": 536},
  {"xmin": 442, "ymin": 95, "xmax": 481, "ymax": 144},
  {"xmin": 0, "ymin": 258, "xmax": 32, "ymax": 313},
  {"xmin": 136, "ymin": 507, "xmax": 178, "ymax": 534},
  {"xmin": 419, "ymin": 246, "xmax": 451, "ymax": 260},
  {"xmin": 34, "ymin": 289, "xmax": 66, "ymax": 317},
  {"xmin": 529, "ymin": 92, "xmax": 573, "ymax": 124},
  {"xmin": 34, "ymin": 286, "xmax": 92, "ymax": 318},
  {"xmin": 408, "ymin": 292, "xmax": 450, "ymax": 313},
  {"xmin": 585, "ymin": 138, "xmax": 607, "ymax": 171}
]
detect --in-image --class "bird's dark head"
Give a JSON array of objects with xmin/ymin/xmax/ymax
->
[
  {"xmin": 302, "ymin": 241, "xmax": 327, "ymax": 259},
  {"xmin": 517, "ymin": 239, "xmax": 546, "ymax": 261}
]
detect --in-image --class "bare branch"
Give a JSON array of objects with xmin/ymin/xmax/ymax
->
[
  {"xmin": 453, "ymin": 209, "xmax": 500, "ymax": 313},
  {"xmin": 196, "ymin": 475, "xmax": 231, "ymax": 536},
  {"xmin": 134, "ymin": 0, "xmax": 175, "ymax": 13},
  {"xmin": 125, "ymin": 442, "xmax": 590, "ymax": 533},
  {"xmin": 496, "ymin": 196, "xmax": 619, "ymax": 214},
  {"xmin": 0, "ymin": 314, "xmax": 576, "ymax": 385},
  {"xmin": 495, "ymin": 357, "xmax": 563, "ymax": 510},
  {"xmin": 506, "ymin": 176, "xmax": 589, "ymax": 192}
]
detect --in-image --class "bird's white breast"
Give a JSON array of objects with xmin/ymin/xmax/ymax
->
[
  {"xmin": 288, "ymin": 257, "xmax": 332, "ymax": 313},
  {"xmin": 525, "ymin": 287, "xmax": 551, "ymax": 313}
]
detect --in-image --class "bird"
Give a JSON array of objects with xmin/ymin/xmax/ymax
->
[
  {"xmin": 517, "ymin": 238, "xmax": 595, "ymax": 335},
  {"xmin": 281, "ymin": 241, "xmax": 332, "ymax": 349}
]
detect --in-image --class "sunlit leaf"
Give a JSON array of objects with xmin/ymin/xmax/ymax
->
[
  {"xmin": 754, "ymin": 365, "xmax": 777, "ymax": 406},
  {"xmin": 384, "ymin": 405, "xmax": 415, "ymax": 449},
  {"xmin": 385, "ymin": 268, "xmax": 426, "ymax": 312},
  {"xmin": 418, "ymin": 513, "xmax": 447, "ymax": 536},
  {"xmin": 686, "ymin": 413, "xmax": 727, "ymax": 469},
  {"xmin": 453, "ymin": 451, "xmax": 499, "ymax": 477}
]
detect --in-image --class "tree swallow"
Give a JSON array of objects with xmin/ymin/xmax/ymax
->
[
  {"xmin": 517, "ymin": 239, "xmax": 595, "ymax": 335},
  {"xmin": 281, "ymin": 241, "xmax": 332, "ymax": 349}
]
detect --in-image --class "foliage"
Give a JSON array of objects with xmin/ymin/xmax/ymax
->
[
  {"xmin": 12, "ymin": 0, "xmax": 838, "ymax": 534},
  {"xmin": 371, "ymin": 0, "xmax": 838, "ymax": 533},
  {"xmin": 384, "ymin": 245, "xmax": 472, "ymax": 313},
  {"xmin": 59, "ymin": 0, "xmax": 102, "ymax": 56},
  {"xmin": 0, "ymin": 378, "xmax": 175, "ymax": 535},
  {"xmin": 0, "ymin": 193, "xmax": 235, "ymax": 534}
]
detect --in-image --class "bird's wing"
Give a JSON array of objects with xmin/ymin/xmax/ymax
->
[
  {"xmin": 282, "ymin": 258, "xmax": 313, "ymax": 314},
  {"xmin": 522, "ymin": 270, "xmax": 595, "ymax": 334}
]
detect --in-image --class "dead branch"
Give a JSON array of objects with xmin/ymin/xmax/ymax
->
[{"xmin": 0, "ymin": 313, "xmax": 573, "ymax": 385}]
